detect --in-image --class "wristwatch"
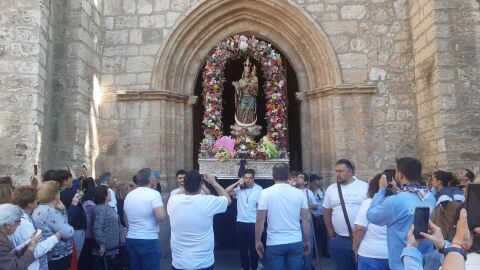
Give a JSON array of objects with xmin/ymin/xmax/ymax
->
[{"xmin": 443, "ymin": 246, "xmax": 467, "ymax": 261}]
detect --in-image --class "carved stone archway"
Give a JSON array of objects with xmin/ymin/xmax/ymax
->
[{"xmin": 149, "ymin": 0, "xmax": 344, "ymax": 175}]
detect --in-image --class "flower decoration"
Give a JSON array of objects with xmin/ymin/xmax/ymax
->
[{"xmin": 200, "ymin": 35, "xmax": 288, "ymax": 160}]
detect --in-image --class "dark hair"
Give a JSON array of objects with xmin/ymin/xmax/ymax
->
[
  {"xmin": 42, "ymin": 170, "xmax": 57, "ymax": 182},
  {"xmin": 433, "ymin": 170, "xmax": 454, "ymax": 187},
  {"xmin": 136, "ymin": 168, "xmax": 151, "ymax": 186},
  {"xmin": 132, "ymin": 175, "xmax": 137, "ymax": 184},
  {"xmin": 368, "ymin": 174, "xmax": 382, "ymax": 198},
  {"xmin": 336, "ymin": 159, "xmax": 355, "ymax": 174},
  {"xmin": 52, "ymin": 170, "xmax": 72, "ymax": 186},
  {"xmin": 184, "ymin": 170, "xmax": 202, "ymax": 193},
  {"xmin": 465, "ymin": 169, "xmax": 475, "ymax": 182},
  {"xmin": 273, "ymin": 163, "xmax": 289, "ymax": 181},
  {"xmin": 94, "ymin": 185, "xmax": 109, "ymax": 204},
  {"xmin": 12, "ymin": 186, "xmax": 37, "ymax": 208},
  {"xmin": 83, "ymin": 177, "xmax": 96, "ymax": 201},
  {"xmin": 300, "ymin": 172, "xmax": 310, "ymax": 182},
  {"xmin": 0, "ymin": 177, "xmax": 14, "ymax": 188},
  {"xmin": 289, "ymin": 171, "xmax": 301, "ymax": 177},
  {"xmin": 176, "ymin": 170, "xmax": 187, "ymax": 177},
  {"xmin": 99, "ymin": 172, "xmax": 113, "ymax": 185},
  {"xmin": 396, "ymin": 157, "xmax": 422, "ymax": 182},
  {"xmin": 243, "ymin": 169, "xmax": 255, "ymax": 177},
  {"xmin": 310, "ymin": 174, "xmax": 323, "ymax": 181}
]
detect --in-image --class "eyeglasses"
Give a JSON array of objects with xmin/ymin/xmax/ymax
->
[{"xmin": 15, "ymin": 219, "xmax": 21, "ymax": 224}]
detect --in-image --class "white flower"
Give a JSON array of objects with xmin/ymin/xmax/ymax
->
[{"xmin": 239, "ymin": 41, "xmax": 248, "ymax": 51}]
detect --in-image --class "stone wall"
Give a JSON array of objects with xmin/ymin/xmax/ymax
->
[
  {"xmin": 43, "ymin": 0, "xmax": 103, "ymax": 175},
  {"xmin": 2, "ymin": 0, "xmax": 478, "ymax": 184},
  {"xmin": 0, "ymin": 0, "xmax": 48, "ymax": 183},
  {"xmin": 408, "ymin": 0, "xmax": 480, "ymax": 172}
]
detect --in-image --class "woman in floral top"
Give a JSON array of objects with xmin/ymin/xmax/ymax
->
[{"xmin": 32, "ymin": 181, "xmax": 74, "ymax": 270}]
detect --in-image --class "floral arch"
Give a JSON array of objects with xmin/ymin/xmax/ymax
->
[{"xmin": 200, "ymin": 35, "xmax": 288, "ymax": 160}]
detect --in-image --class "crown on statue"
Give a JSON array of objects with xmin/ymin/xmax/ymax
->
[{"xmin": 243, "ymin": 57, "xmax": 251, "ymax": 70}]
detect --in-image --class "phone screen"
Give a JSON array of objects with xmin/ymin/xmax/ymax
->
[
  {"xmin": 153, "ymin": 170, "xmax": 161, "ymax": 180},
  {"xmin": 80, "ymin": 179, "xmax": 87, "ymax": 191},
  {"xmin": 466, "ymin": 184, "xmax": 480, "ymax": 230},
  {"xmin": 34, "ymin": 165, "xmax": 38, "ymax": 176},
  {"xmin": 413, "ymin": 207, "xmax": 429, "ymax": 239},
  {"xmin": 384, "ymin": 169, "xmax": 395, "ymax": 183}
]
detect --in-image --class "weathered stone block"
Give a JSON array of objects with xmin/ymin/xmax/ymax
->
[
  {"xmin": 115, "ymin": 73, "xmax": 136, "ymax": 85},
  {"xmin": 125, "ymin": 56, "xmax": 155, "ymax": 72},
  {"xmin": 166, "ymin": 12, "xmax": 180, "ymax": 27},
  {"xmin": 338, "ymin": 53, "xmax": 367, "ymax": 68},
  {"xmin": 137, "ymin": 0, "xmax": 153, "ymax": 15},
  {"xmin": 103, "ymin": 45, "xmax": 138, "ymax": 57},
  {"xmin": 115, "ymin": 16, "xmax": 139, "ymax": 29},
  {"xmin": 322, "ymin": 21, "xmax": 359, "ymax": 35},
  {"xmin": 341, "ymin": 5, "xmax": 366, "ymax": 19},
  {"xmin": 153, "ymin": 0, "xmax": 169, "ymax": 12},
  {"xmin": 130, "ymin": 29, "xmax": 143, "ymax": 44},
  {"xmin": 139, "ymin": 15, "xmax": 166, "ymax": 28},
  {"xmin": 104, "ymin": 0, "xmax": 123, "ymax": 15},
  {"xmin": 105, "ymin": 30, "xmax": 129, "ymax": 45}
]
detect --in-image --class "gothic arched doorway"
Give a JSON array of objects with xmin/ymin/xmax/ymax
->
[{"xmin": 192, "ymin": 42, "xmax": 302, "ymax": 172}]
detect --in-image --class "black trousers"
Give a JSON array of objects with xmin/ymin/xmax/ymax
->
[
  {"xmin": 236, "ymin": 221, "xmax": 258, "ymax": 270},
  {"xmin": 48, "ymin": 254, "xmax": 72, "ymax": 270}
]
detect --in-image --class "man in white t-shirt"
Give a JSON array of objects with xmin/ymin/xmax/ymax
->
[
  {"xmin": 225, "ymin": 169, "xmax": 263, "ymax": 270},
  {"xmin": 323, "ymin": 159, "xmax": 368, "ymax": 270},
  {"xmin": 168, "ymin": 171, "xmax": 231, "ymax": 270},
  {"xmin": 169, "ymin": 169, "xmax": 186, "ymax": 197},
  {"xmin": 124, "ymin": 168, "xmax": 166, "ymax": 270},
  {"xmin": 255, "ymin": 163, "xmax": 311, "ymax": 270}
]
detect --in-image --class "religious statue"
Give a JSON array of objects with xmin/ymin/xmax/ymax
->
[{"xmin": 232, "ymin": 58, "xmax": 258, "ymax": 125}]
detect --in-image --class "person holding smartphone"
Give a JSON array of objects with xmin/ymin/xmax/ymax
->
[
  {"xmin": 225, "ymin": 169, "xmax": 263, "ymax": 270},
  {"xmin": 367, "ymin": 157, "xmax": 436, "ymax": 270}
]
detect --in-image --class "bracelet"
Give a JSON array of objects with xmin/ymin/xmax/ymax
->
[
  {"xmin": 443, "ymin": 246, "xmax": 467, "ymax": 261},
  {"xmin": 452, "ymin": 242, "xmax": 469, "ymax": 251}
]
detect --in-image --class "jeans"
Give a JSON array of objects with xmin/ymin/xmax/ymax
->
[
  {"xmin": 73, "ymin": 229, "xmax": 85, "ymax": 261},
  {"xmin": 358, "ymin": 255, "xmax": 389, "ymax": 270},
  {"xmin": 266, "ymin": 241, "xmax": 303, "ymax": 270},
  {"xmin": 301, "ymin": 220, "xmax": 314, "ymax": 270},
  {"xmin": 172, "ymin": 265, "xmax": 213, "ymax": 270},
  {"xmin": 329, "ymin": 235, "xmax": 356, "ymax": 270},
  {"xmin": 313, "ymin": 215, "xmax": 329, "ymax": 256},
  {"xmin": 236, "ymin": 222, "xmax": 258, "ymax": 270},
  {"xmin": 126, "ymin": 238, "xmax": 161, "ymax": 270}
]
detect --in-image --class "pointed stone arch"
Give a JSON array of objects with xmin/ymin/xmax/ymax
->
[{"xmin": 151, "ymin": 0, "xmax": 342, "ymax": 94}]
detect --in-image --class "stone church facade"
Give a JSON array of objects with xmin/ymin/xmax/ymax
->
[{"xmin": 1, "ymin": 0, "xmax": 479, "ymax": 185}]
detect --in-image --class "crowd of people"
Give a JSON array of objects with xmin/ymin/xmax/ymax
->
[{"xmin": 0, "ymin": 158, "xmax": 479, "ymax": 270}]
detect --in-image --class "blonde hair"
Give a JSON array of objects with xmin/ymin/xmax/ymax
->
[
  {"xmin": 116, "ymin": 182, "xmax": 131, "ymax": 200},
  {"xmin": 37, "ymin": 181, "xmax": 60, "ymax": 204},
  {"xmin": 0, "ymin": 183, "xmax": 14, "ymax": 204}
]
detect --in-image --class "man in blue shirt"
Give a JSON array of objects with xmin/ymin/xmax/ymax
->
[{"xmin": 367, "ymin": 157, "xmax": 436, "ymax": 270}]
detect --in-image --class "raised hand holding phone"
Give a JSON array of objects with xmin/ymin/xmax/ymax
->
[{"xmin": 413, "ymin": 207, "xmax": 430, "ymax": 239}]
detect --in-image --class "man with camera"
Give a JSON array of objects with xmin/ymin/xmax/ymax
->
[
  {"xmin": 168, "ymin": 171, "xmax": 231, "ymax": 270},
  {"xmin": 367, "ymin": 157, "xmax": 436, "ymax": 270},
  {"xmin": 225, "ymin": 169, "xmax": 263, "ymax": 270},
  {"xmin": 255, "ymin": 163, "xmax": 311, "ymax": 270},
  {"xmin": 323, "ymin": 159, "xmax": 368, "ymax": 270}
]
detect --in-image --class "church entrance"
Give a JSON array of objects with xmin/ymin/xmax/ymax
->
[
  {"xmin": 192, "ymin": 40, "xmax": 302, "ymax": 248},
  {"xmin": 192, "ymin": 44, "xmax": 302, "ymax": 172}
]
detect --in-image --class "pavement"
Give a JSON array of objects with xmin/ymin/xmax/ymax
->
[{"xmin": 161, "ymin": 248, "xmax": 335, "ymax": 269}]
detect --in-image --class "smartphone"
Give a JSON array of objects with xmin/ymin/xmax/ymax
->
[
  {"xmin": 82, "ymin": 164, "xmax": 88, "ymax": 173},
  {"xmin": 413, "ymin": 207, "xmax": 430, "ymax": 239},
  {"xmin": 466, "ymin": 183, "xmax": 480, "ymax": 230},
  {"xmin": 80, "ymin": 179, "xmax": 88, "ymax": 191},
  {"xmin": 384, "ymin": 169, "xmax": 395, "ymax": 183},
  {"xmin": 34, "ymin": 165, "xmax": 38, "ymax": 176},
  {"xmin": 153, "ymin": 170, "xmax": 161, "ymax": 180}
]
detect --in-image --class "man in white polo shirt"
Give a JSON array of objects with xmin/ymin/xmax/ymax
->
[
  {"xmin": 124, "ymin": 168, "xmax": 166, "ymax": 270},
  {"xmin": 255, "ymin": 163, "xmax": 311, "ymax": 270},
  {"xmin": 226, "ymin": 169, "xmax": 263, "ymax": 270},
  {"xmin": 168, "ymin": 171, "xmax": 231, "ymax": 270},
  {"xmin": 169, "ymin": 169, "xmax": 186, "ymax": 197}
]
